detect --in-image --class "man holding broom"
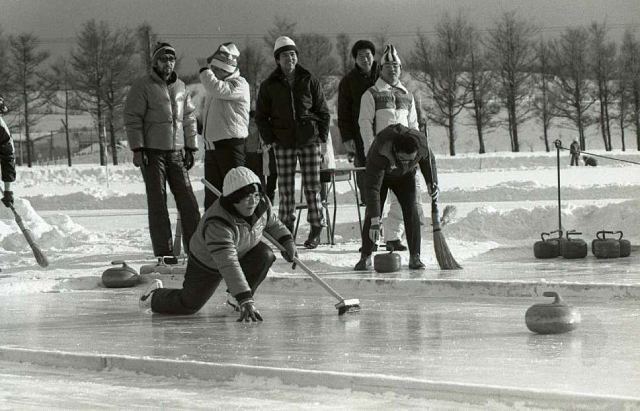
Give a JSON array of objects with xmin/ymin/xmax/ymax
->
[
  {"xmin": 0, "ymin": 94, "xmax": 16, "ymax": 209},
  {"xmin": 354, "ymin": 124, "xmax": 438, "ymax": 270}
]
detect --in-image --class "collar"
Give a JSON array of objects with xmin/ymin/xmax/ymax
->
[{"xmin": 375, "ymin": 77, "xmax": 408, "ymax": 94}]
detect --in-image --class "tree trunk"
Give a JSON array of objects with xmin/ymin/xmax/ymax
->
[
  {"xmin": 109, "ymin": 118, "xmax": 118, "ymax": 166},
  {"xmin": 510, "ymin": 102, "xmax": 520, "ymax": 152},
  {"xmin": 475, "ymin": 114, "xmax": 486, "ymax": 154},
  {"xmin": 448, "ymin": 116, "xmax": 457, "ymax": 156},
  {"xmin": 23, "ymin": 97, "xmax": 33, "ymax": 168}
]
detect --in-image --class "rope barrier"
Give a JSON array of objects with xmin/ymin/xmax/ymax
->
[{"xmin": 554, "ymin": 140, "xmax": 640, "ymax": 166}]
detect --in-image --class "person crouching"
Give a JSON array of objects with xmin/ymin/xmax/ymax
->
[{"xmin": 139, "ymin": 167, "xmax": 297, "ymax": 322}]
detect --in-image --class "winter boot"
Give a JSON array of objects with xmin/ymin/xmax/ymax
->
[
  {"xmin": 161, "ymin": 256, "xmax": 179, "ymax": 265},
  {"xmin": 409, "ymin": 254, "xmax": 426, "ymax": 270},
  {"xmin": 385, "ymin": 240, "xmax": 407, "ymax": 252},
  {"xmin": 139, "ymin": 279, "xmax": 163, "ymax": 310},
  {"xmin": 304, "ymin": 225, "xmax": 323, "ymax": 249},
  {"xmin": 354, "ymin": 254, "xmax": 372, "ymax": 271},
  {"xmin": 226, "ymin": 292, "xmax": 240, "ymax": 312}
]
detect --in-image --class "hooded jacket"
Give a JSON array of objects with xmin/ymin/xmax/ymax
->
[
  {"xmin": 0, "ymin": 116, "xmax": 16, "ymax": 183},
  {"xmin": 199, "ymin": 68, "xmax": 250, "ymax": 150},
  {"xmin": 364, "ymin": 124, "xmax": 437, "ymax": 220},
  {"xmin": 337, "ymin": 61, "xmax": 379, "ymax": 146},
  {"xmin": 124, "ymin": 70, "xmax": 198, "ymax": 152},
  {"xmin": 255, "ymin": 64, "xmax": 330, "ymax": 149}
]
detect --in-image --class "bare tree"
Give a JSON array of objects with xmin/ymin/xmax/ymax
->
[
  {"xmin": 136, "ymin": 22, "xmax": 159, "ymax": 74},
  {"xmin": 336, "ymin": 32, "xmax": 352, "ymax": 77},
  {"xmin": 48, "ymin": 57, "xmax": 78, "ymax": 166},
  {"xmin": 0, "ymin": 26, "xmax": 11, "ymax": 97},
  {"xmin": 531, "ymin": 38, "xmax": 561, "ymax": 152},
  {"xmin": 263, "ymin": 16, "xmax": 297, "ymax": 50},
  {"xmin": 589, "ymin": 21, "xmax": 617, "ymax": 151},
  {"xmin": 409, "ymin": 13, "xmax": 473, "ymax": 156},
  {"xmin": 7, "ymin": 33, "xmax": 51, "ymax": 167},
  {"xmin": 620, "ymin": 29, "xmax": 640, "ymax": 150},
  {"xmin": 372, "ymin": 30, "xmax": 389, "ymax": 58},
  {"xmin": 549, "ymin": 27, "xmax": 596, "ymax": 149},
  {"xmin": 238, "ymin": 40, "xmax": 268, "ymax": 108},
  {"xmin": 485, "ymin": 11, "xmax": 538, "ymax": 152},
  {"xmin": 297, "ymin": 33, "xmax": 338, "ymax": 99}
]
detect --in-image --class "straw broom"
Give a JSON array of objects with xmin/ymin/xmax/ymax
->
[{"xmin": 9, "ymin": 204, "xmax": 49, "ymax": 268}]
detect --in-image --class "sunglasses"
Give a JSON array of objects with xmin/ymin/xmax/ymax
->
[{"xmin": 158, "ymin": 55, "xmax": 176, "ymax": 63}]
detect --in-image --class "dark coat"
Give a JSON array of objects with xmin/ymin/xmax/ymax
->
[
  {"xmin": 569, "ymin": 141, "xmax": 580, "ymax": 155},
  {"xmin": 255, "ymin": 65, "xmax": 330, "ymax": 149},
  {"xmin": 337, "ymin": 62, "xmax": 379, "ymax": 145},
  {"xmin": 364, "ymin": 124, "xmax": 437, "ymax": 219},
  {"xmin": 0, "ymin": 117, "xmax": 16, "ymax": 183}
]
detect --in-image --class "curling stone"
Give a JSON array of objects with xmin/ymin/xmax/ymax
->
[
  {"xmin": 560, "ymin": 230, "xmax": 587, "ymax": 259},
  {"xmin": 525, "ymin": 291, "xmax": 581, "ymax": 334},
  {"xmin": 533, "ymin": 230, "xmax": 562, "ymax": 259},
  {"xmin": 102, "ymin": 260, "xmax": 140, "ymax": 288},
  {"xmin": 374, "ymin": 251, "xmax": 401, "ymax": 273},
  {"xmin": 592, "ymin": 230, "xmax": 620, "ymax": 259},
  {"xmin": 616, "ymin": 231, "xmax": 631, "ymax": 258}
]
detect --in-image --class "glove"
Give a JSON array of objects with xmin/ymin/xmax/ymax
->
[
  {"xmin": 343, "ymin": 139, "xmax": 356, "ymax": 154},
  {"xmin": 183, "ymin": 149, "xmax": 195, "ymax": 171},
  {"xmin": 237, "ymin": 300, "xmax": 263, "ymax": 322},
  {"xmin": 133, "ymin": 150, "xmax": 147, "ymax": 167},
  {"xmin": 369, "ymin": 217, "xmax": 381, "ymax": 244},
  {"xmin": 1, "ymin": 190, "xmax": 13, "ymax": 208},
  {"xmin": 429, "ymin": 183, "xmax": 440, "ymax": 202},
  {"xmin": 280, "ymin": 240, "xmax": 298, "ymax": 269}
]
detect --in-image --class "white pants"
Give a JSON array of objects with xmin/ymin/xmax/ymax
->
[{"xmin": 382, "ymin": 175, "xmax": 425, "ymax": 242}]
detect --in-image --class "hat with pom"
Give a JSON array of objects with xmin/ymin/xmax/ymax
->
[
  {"xmin": 208, "ymin": 42, "xmax": 240, "ymax": 73},
  {"xmin": 380, "ymin": 44, "xmax": 401, "ymax": 66},
  {"xmin": 152, "ymin": 42, "xmax": 176, "ymax": 63},
  {"xmin": 223, "ymin": 167, "xmax": 261, "ymax": 197},
  {"xmin": 273, "ymin": 36, "xmax": 297, "ymax": 59}
]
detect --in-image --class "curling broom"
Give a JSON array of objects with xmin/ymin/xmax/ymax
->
[{"xmin": 9, "ymin": 204, "xmax": 49, "ymax": 268}]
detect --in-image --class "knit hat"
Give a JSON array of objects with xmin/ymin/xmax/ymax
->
[
  {"xmin": 273, "ymin": 36, "xmax": 297, "ymax": 59},
  {"xmin": 351, "ymin": 40, "xmax": 376, "ymax": 59},
  {"xmin": 208, "ymin": 42, "xmax": 240, "ymax": 73},
  {"xmin": 381, "ymin": 44, "xmax": 401, "ymax": 66},
  {"xmin": 152, "ymin": 42, "xmax": 176, "ymax": 63},
  {"xmin": 223, "ymin": 167, "xmax": 261, "ymax": 197}
]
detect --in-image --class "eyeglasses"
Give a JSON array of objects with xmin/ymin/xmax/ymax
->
[
  {"xmin": 238, "ymin": 192, "xmax": 261, "ymax": 205},
  {"xmin": 158, "ymin": 55, "xmax": 176, "ymax": 63}
]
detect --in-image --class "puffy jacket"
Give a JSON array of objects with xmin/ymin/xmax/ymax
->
[
  {"xmin": 337, "ymin": 62, "xmax": 378, "ymax": 145},
  {"xmin": 359, "ymin": 78, "xmax": 418, "ymax": 152},
  {"xmin": 364, "ymin": 124, "xmax": 437, "ymax": 220},
  {"xmin": 188, "ymin": 195, "xmax": 292, "ymax": 303},
  {"xmin": 199, "ymin": 68, "xmax": 250, "ymax": 150},
  {"xmin": 255, "ymin": 65, "xmax": 330, "ymax": 149},
  {"xmin": 0, "ymin": 116, "xmax": 16, "ymax": 183},
  {"xmin": 124, "ymin": 70, "xmax": 198, "ymax": 152}
]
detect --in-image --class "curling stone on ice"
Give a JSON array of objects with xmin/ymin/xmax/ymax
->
[
  {"xmin": 592, "ymin": 230, "xmax": 621, "ymax": 259},
  {"xmin": 533, "ymin": 230, "xmax": 563, "ymax": 259},
  {"xmin": 102, "ymin": 260, "xmax": 140, "ymax": 288},
  {"xmin": 560, "ymin": 230, "xmax": 587, "ymax": 259},
  {"xmin": 616, "ymin": 231, "xmax": 631, "ymax": 257},
  {"xmin": 374, "ymin": 251, "xmax": 401, "ymax": 273},
  {"xmin": 525, "ymin": 291, "xmax": 581, "ymax": 334}
]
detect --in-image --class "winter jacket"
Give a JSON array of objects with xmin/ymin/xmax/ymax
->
[
  {"xmin": 188, "ymin": 195, "xmax": 292, "ymax": 303},
  {"xmin": 359, "ymin": 77, "xmax": 418, "ymax": 152},
  {"xmin": 337, "ymin": 62, "xmax": 379, "ymax": 146},
  {"xmin": 364, "ymin": 124, "xmax": 437, "ymax": 220},
  {"xmin": 124, "ymin": 70, "xmax": 198, "ymax": 152},
  {"xmin": 255, "ymin": 65, "xmax": 330, "ymax": 149},
  {"xmin": 0, "ymin": 116, "xmax": 16, "ymax": 183},
  {"xmin": 569, "ymin": 141, "xmax": 580, "ymax": 155},
  {"xmin": 199, "ymin": 68, "xmax": 250, "ymax": 150}
]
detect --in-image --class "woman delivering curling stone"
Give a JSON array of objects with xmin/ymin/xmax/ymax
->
[{"xmin": 139, "ymin": 167, "xmax": 297, "ymax": 322}]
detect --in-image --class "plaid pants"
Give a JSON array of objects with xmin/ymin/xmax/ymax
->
[{"xmin": 275, "ymin": 144, "xmax": 325, "ymax": 227}]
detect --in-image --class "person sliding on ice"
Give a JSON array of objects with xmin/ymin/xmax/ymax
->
[
  {"xmin": 0, "ymin": 94, "xmax": 16, "ymax": 209},
  {"xmin": 197, "ymin": 42, "xmax": 250, "ymax": 210},
  {"xmin": 358, "ymin": 44, "xmax": 426, "ymax": 252},
  {"xmin": 354, "ymin": 124, "xmax": 438, "ymax": 271},
  {"xmin": 139, "ymin": 167, "xmax": 297, "ymax": 322},
  {"xmin": 569, "ymin": 138, "xmax": 580, "ymax": 166},
  {"xmin": 255, "ymin": 36, "xmax": 331, "ymax": 249},
  {"xmin": 124, "ymin": 42, "xmax": 200, "ymax": 264}
]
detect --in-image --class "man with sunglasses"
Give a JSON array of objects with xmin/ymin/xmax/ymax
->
[
  {"xmin": 0, "ymin": 94, "xmax": 16, "ymax": 209},
  {"xmin": 355, "ymin": 124, "xmax": 437, "ymax": 270},
  {"xmin": 124, "ymin": 42, "xmax": 200, "ymax": 264},
  {"xmin": 139, "ymin": 167, "xmax": 297, "ymax": 322}
]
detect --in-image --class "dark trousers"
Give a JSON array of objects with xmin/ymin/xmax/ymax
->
[
  {"xmin": 361, "ymin": 171, "xmax": 420, "ymax": 256},
  {"xmin": 151, "ymin": 242, "xmax": 276, "ymax": 315},
  {"xmin": 353, "ymin": 138, "xmax": 366, "ymax": 204},
  {"xmin": 570, "ymin": 154, "xmax": 580, "ymax": 166},
  {"xmin": 141, "ymin": 150, "xmax": 200, "ymax": 257},
  {"xmin": 245, "ymin": 150, "xmax": 277, "ymax": 204},
  {"xmin": 204, "ymin": 145, "xmax": 245, "ymax": 210}
]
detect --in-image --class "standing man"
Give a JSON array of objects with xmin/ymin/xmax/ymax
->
[
  {"xmin": 124, "ymin": 42, "xmax": 200, "ymax": 263},
  {"xmin": 569, "ymin": 138, "xmax": 581, "ymax": 166},
  {"xmin": 355, "ymin": 124, "xmax": 438, "ymax": 271},
  {"xmin": 358, "ymin": 44, "xmax": 426, "ymax": 252},
  {"xmin": 0, "ymin": 95, "xmax": 16, "ymax": 209},
  {"xmin": 338, "ymin": 39, "xmax": 378, "ymax": 206},
  {"xmin": 197, "ymin": 42, "xmax": 250, "ymax": 209},
  {"xmin": 255, "ymin": 36, "xmax": 331, "ymax": 249}
]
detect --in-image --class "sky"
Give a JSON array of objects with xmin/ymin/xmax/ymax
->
[{"xmin": 1, "ymin": 0, "xmax": 639, "ymax": 74}]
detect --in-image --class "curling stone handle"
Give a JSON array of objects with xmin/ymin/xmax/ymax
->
[
  {"xmin": 542, "ymin": 291, "xmax": 564, "ymax": 305},
  {"xmin": 614, "ymin": 231, "xmax": 624, "ymax": 241},
  {"xmin": 111, "ymin": 260, "xmax": 125, "ymax": 266},
  {"xmin": 566, "ymin": 230, "xmax": 582, "ymax": 241},
  {"xmin": 596, "ymin": 230, "xmax": 615, "ymax": 240},
  {"xmin": 541, "ymin": 229, "xmax": 563, "ymax": 241}
]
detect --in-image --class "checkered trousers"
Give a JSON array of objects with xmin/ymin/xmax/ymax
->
[{"xmin": 274, "ymin": 144, "xmax": 325, "ymax": 227}]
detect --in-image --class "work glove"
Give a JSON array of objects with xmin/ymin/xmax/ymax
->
[
  {"xmin": 429, "ymin": 183, "xmax": 440, "ymax": 202},
  {"xmin": 369, "ymin": 217, "xmax": 381, "ymax": 244},
  {"xmin": 237, "ymin": 300, "xmax": 263, "ymax": 322},
  {"xmin": 183, "ymin": 149, "xmax": 195, "ymax": 171},
  {"xmin": 1, "ymin": 190, "xmax": 13, "ymax": 208},
  {"xmin": 133, "ymin": 150, "xmax": 148, "ymax": 168},
  {"xmin": 280, "ymin": 239, "xmax": 298, "ymax": 269}
]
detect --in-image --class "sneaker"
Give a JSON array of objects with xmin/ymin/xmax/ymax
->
[
  {"xmin": 226, "ymin": 293, "xmax": 240, "ymax": 312},
  {"xmin": 409, "ymin": 254, "xmax": 426, "ymax": 270},
  {"xmin": 386, "ymin": 240, "xmax": 407, "ymax": 252},
  {"xmin": 139, "ymin": 279, "xmax": 163, "ymax": 309},
  {"xmin": 304, "ymin": 225, "xmax": 323, "ymax": 249},
  {"xmin": 354, "ymin": 254, "xmax": 372, "ymax": 271}
]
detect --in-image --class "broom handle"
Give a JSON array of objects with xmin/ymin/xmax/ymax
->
[
  {"xmin": 200, "ymin": 178, "xmax": 345, "ymax": 302},
  {"xmin": 9, "ymin": 205, "xmax": 49, "ymax": 268}
]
